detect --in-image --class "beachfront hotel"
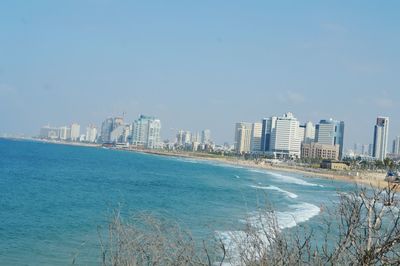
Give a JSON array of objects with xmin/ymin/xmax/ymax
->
[{"xmin": 269, "ymin": 112, "xmax": 302, "ymax": 159}]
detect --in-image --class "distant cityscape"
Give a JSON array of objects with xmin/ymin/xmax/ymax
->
[
  {"xmin": 21, "ymin": 112, "xmax": 397, "ymax": 162},
  {"xmin": 37, "ymin": 114, "xmax": 219, "ymax": 152},
  {"xmin": 234, "ymin": 113, "xmax": 396, "ymax": 162}
]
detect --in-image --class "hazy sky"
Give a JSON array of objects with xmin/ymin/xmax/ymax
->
[{"xmin": 0, "ymin": 1, "xmax": 399, "ymax": 147}]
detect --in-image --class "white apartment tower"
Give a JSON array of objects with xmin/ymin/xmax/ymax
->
[
  {"xmin": 70, "ymin": 123, "xmax": 80, "ymax": 142},
  {"xmin": 59, "ymin": 126, "xmax": 70, "ymax": 140},
  {"xmin": 234, "ymin": 122, "xmax": 252, "ymax": 154},
  {"xmin": 85, "ymin": 124, "xmax": 97, "ymax": 143},
  {"xmin": 131, "ymin": 115, "xmax": 161, "ymax": 149},
  {"xmin": 270, "ymin": 112, "xmax": 301, "ymax": 158},
  {"xmin": 201, "ymin": 129, "xmax": 211, "ymax": 144},
  {"xmin": 372, "ymin": 116, "xmax": 389, "ymax": 161}
]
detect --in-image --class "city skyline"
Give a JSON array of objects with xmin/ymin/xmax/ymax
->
[{"xmin": 0, "ymin": 1, "xmax": 399, "ymax": 146}]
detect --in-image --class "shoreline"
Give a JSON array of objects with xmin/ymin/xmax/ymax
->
[
  {"xmin": 3, "ymin": 137, "xmax": 390, "ymax": 189},
  {"xmin": 127, "ymin": 149, "xmax": 389, "ymax": 189}
]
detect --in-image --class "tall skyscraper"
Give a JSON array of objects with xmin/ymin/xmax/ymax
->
[
  {"xmin": 303, "ymin": 121, "xmax": 315, "ymax": 144},
  {"xmin": 192, "ymin": 132, "xmax": 201, "ymax": 143},
  {"xmin": 100, "ymin": 118, "xmax": 113, "ymax": 143},
  {"xmin": 234, "ymin": 122, "xmax": 252, "ymax": 154},
  {"xmin": 270, "ymin": 112, "xmax": 301, "ymax": 158},
  {"xmin": 85, "ymin": 124, "xmax": 97, "ymax": 143},
  {"xmin": 251, "ymin": 122, "xmax": 262, "ymax": 152},
  {"xmin": 315, "ymin": 119, "xmax": 345, "ymax": 159},
  {"xmin": 100, "ymin": 117, "xmax": 124, "ymax": 143},
  {"xmin": 183, "ymin": 131, "xmax": 192, "ymax": 144},
  {"xmin": 372, "ymin": 116, "xmax": 389, "ymax": 160},
  {"xmin": 201, "ymin": 129, "xmax": 211, "ymax": 144},
  {"xmin": 131, "ymin": 115, "xmax": 161, "ymax": 149},
  {"xmin": 70, "ymin": 123, "xmax": 80, "ymax": 141},
  {"xmin": 176, "ymin": 130, "xmax": 185, "ymax": 146},
  {"xmin": 260, "ymin": 116, "xmax": 277, "ymax": 152},
  {"xmin": 393, "ymin": 136, "xmax": 400, "ymax": 155}
]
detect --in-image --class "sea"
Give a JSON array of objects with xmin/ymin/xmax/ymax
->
[{"xmin": 0, "ymin": 138, "xmax": 355, "ymax": 265}]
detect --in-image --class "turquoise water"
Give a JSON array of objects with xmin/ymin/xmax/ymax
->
[{"xmin": 0, "ymin": 139, "xmax": 355, "ymax": 265}]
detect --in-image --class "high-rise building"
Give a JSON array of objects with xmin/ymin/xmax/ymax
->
[
  {"xmin": 40, "ymin": 125, "xmax": 59, "ymax": 139},
  {"xmin": 59, "ymin": 126, "xmax": 71, "ymax": 140},
  {"xmin": 110, "ymin": 125, "xmax": 126, "ymax": 143},
  {"xmin": 315, "ymin": 119, "xmax": 345, "ymax": 159},
  {"xmin": 393, "ymin": 136, "xmax": 400, "ymax": 155},
  {"xmin": 100, "ymin": 117, "xmax": 124, "ymax": 143},
  {"xmin": 131, "ymin": 115, "xmax": 161, "ymax": 149},
  {"xmin": 234, "ymin": 122, "xmax": 252, "ymax": 154},
  {"xmin": 70, "ymin": 123, "xmax": 80, "ymax": 141},
  {"xmin": 372, "ymin": 116, "xmax": 389, "ymax": 160},
  {"xmin": 100, "ymin": 118, "xmax": 114, "ymax": 143},
  {"xmin": 368, "ymin": 144, "xmax": 373, "ymax": 156},
  {"xmin": 192, "ymin": 132, "xmax": 201, "ymax": 143},
  {"xmin": 251, "ymin": 122, "xmax": 262, "ymax": 152},
  {"xmin": 297, "ymin": 125, "xmax": 305, "ymax": 144},
  {"xmin": 183, "ymin": 131, "xmax": 192, "ymax": 144},
  {"xmin": 303, "ymin": 121, "xmax": 315, "ymax": 144},
  {"xmin": 85, "ymin": 124, "xmax": 97, "ymax": 143},
  {"xmin": 176, "ymin": 130, "xmax": 184, "ymax": 146},
  {"xmin": 270, "ymin": 112, "xmax": 301, "ymax": 158},
  {"xmin": 260, "ymin": 116, "xmax": 277, "ymax": 152},
  {"xmin": 201, "ymin": 129, "xmax": 211, "ymax": 144}
]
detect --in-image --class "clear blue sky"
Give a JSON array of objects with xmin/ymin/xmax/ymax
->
[{"xmin": 0, "ymin": 1, "xmax": 399, "ymax": 147}]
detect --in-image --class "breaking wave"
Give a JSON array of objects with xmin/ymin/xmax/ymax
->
[{"xmin": 250, "ymin": 185, "xmax": 298, "ymax": 199}]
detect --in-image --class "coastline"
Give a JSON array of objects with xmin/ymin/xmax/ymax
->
[
  {"xmin": 128, "ymin": 149, "xmax": 389, "ymax": 189},
  {"xmin": 4, "ymin": 137, "xmax": 389, "ymax": 189}
]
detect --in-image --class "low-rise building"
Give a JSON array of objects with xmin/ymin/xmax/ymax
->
[
  {"xmin": 301, "ymin": 142, "xmax": 340, "ymax": 160},
  {"xmin": 320, "ymin": 160, "xmax": 350, "ymax": 170}
]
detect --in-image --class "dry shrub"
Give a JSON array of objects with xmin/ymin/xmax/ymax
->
[{"xmin": 97, "ymin": 184, "xmax": 400, "ymax": 266}]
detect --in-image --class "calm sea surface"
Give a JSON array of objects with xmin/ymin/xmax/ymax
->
[{"xmin": 0, "ymin": 139, "xmax": 355, "ymax": 265}]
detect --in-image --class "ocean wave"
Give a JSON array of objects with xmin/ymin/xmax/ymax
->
[
  {"xmin": 175, "ymin": 157, "xmax": 246, "ymax": 170},
  {"xmin": 175, "ymin": 158, "xmax": 203, "ymax": 164},
  {"xmin": 250, "ymin": 185, "xmax": 298, "ymax": 199},
  {"xmin": 251, "ymin": 170, "xmax": 323, "ymax": 187},
  {"xmin": 216, "ymin": 202, "xmax": 320, "ymax": 265}
]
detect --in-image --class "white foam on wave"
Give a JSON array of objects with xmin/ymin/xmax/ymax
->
[
  {"xmin": 250, "ymin": 185, "xmax": 298, "ymax": 199},
  {"xmin": 216, "ymin": 202, "xmax": 320, "ymax": 265},
  {"xmin": 175, "ymin": 157, "xmax": 203, "ymax": 164},
  {"xmin": 175, "ymin": 157, "xmax": 246, "ymax": 170},
  {"xmin": 251, "ymin": 169, "xmax": 323, "ymax": 187}
]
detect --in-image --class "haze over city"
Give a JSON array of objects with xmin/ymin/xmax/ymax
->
[{"xmin": 0, "ymin": 1, "xmax": 399, "ymax": 146}]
